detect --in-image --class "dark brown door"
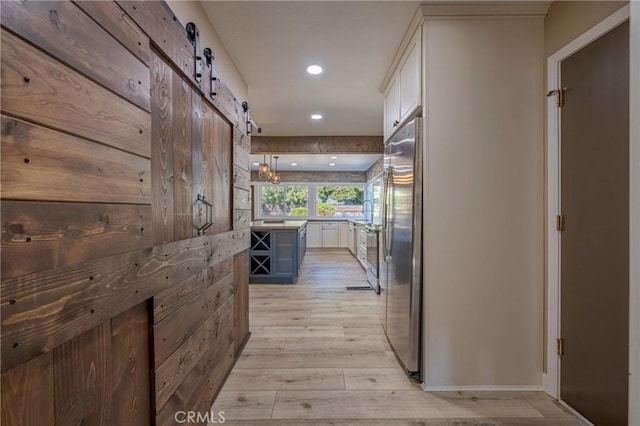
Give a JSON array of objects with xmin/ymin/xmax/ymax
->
[{"xmin": 560, "ymin": 21, "xmax": 629, "ymax": 425}]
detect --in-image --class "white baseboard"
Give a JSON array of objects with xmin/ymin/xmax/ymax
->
[{"xmin": 421, "ymin": 383, "xmax": 544, "ymax": 392}]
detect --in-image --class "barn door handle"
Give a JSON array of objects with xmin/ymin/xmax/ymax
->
[{"xmin": 195, "ymin": 194, "xmax": 213, "ymax": 235}]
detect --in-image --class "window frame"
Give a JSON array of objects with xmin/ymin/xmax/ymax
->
[
  {"xmin": 367, "ymin": 172, "xmax": 384, "ymax": 224},
  {"xmin": 254, "ymin": 182, "xmax": 367, "ymax": 220}
]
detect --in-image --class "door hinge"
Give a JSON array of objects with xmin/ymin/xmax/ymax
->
[
  {"xmin": 557, "ymin": 338, "xmax": 564, "ymax": 357},
  {"xmin": 546, "ymin": 88, "xmax": 566, "ymax": 108},
  {"xmin": 556, "ymin": 214, "xmax": 565, "ymax": 232}
]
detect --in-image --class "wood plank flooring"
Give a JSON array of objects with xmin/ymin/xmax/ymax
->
[{"xmin": 211, "ymin": 249, "xmax": 581, "ymax": 425}]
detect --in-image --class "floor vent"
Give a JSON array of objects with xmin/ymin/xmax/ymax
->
[{"xmin": 346, "ymin": 286, "xmax": 372, "ymax": 291}]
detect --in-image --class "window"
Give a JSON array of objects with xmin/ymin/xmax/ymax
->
[
  {"xmin": 315, "ymin": 185, "xmax": 364, "ymax": 217},
  {"xmin": 370, "ymin": 177, "xmax": 383, "ymax": 223},
  {"xmin": 260, "ymin": 185, "xmax": 308, "ymax": 217},
  {"xmin": 256, "ymin": 183, "xmax": 366, "ymax": 219}
]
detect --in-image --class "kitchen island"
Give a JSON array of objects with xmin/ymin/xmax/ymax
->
[{"xmin": 250, "ymin": 220, "xmax": 307, "ymax": 284}]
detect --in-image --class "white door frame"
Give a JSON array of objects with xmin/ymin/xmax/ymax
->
[{"xmin": 544, "ymin": 4, "xmax": 631, "ymax": 401}]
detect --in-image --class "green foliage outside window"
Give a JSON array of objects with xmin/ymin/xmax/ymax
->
[
  {"xmin": 317, "ymin": 185, "xmax": 364, "ymax": 204},
  {"xmin": 316, "ymin": 203, "xmax": 336, "ymax": 216},
  {"xmin": 259, "ymin": 184, "xmax": 365, "ymax": 218},
  {"xmin": 290, "ymin": 207, "xmax": 308, "ymax": 216},
  {"xmin": 261, "ymin": 185, "xmax": 308, "ymax": 216},
  {"xmin": 316, "ymin": 185, "xmax": 364, "ymax": 217}
]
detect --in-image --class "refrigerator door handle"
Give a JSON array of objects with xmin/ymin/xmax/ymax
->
[
  {"xmin": 384, "ymin": 166, "xmax": 393, "ymax": 258},
  {"xmin": 382, "ymin": 173, "xmax": 388, "ymax": 258}
]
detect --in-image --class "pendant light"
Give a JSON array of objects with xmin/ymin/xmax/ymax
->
[
  {"xmin": 272, "ymin": 156, "xmax": 280, "ymax": 185},
  {"xmin": 258, "ymin": 154, "xmax": 270, "ymax": 180},
  {"xmin": 267, "ymin": 155, "xmax": 274, "ymax": 181}
]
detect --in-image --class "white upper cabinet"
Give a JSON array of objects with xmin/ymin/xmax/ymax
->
[
  {"xmin": 383, "ymin": 27, "xmax": 421, "ymax": 142},
  {"xmin": 383, "ymin": 76, "xmax": 400, "ymax": 142},
  {"xmin": 399, "ymin": 30, "xmax": 421, "ymax": 121}
]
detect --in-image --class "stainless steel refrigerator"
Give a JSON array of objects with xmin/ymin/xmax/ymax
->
[{"xmin": 381, "ymin": 115, "xmax": 422, "ymax": 380}]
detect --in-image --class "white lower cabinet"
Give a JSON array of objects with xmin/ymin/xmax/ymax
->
[
  {"xmin": 347, "ymin": 224, "xmax": 356, "ymax": 255},
  {"xmin": 307, "ymin": 222, "xmax": 322, "ymax": 248},
  {"xmin": 322, "ymin": 222, "xmax": 338, "ymax": 247},
  {"xmin": 309, "ymin": 221, "xmax": 358, "ymax": 249},
  {"xmin": 338, "ymin": 222, "xmax": 350, "ymax": 248},
  {"xmin": 322, "ymin": 230, "xmax": 338, "ymax": 247}
]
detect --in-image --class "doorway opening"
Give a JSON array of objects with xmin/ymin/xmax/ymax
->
[{"xmin": 545, "ymin": 6, "xmax": 631, "ymax": 425}]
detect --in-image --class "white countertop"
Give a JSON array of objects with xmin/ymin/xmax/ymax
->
[{"xmin": 251, "ymin": 220, "xmax": 307, "ymax": 230}]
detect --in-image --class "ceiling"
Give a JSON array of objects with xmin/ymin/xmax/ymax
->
[
  {"xmin": 201, "ymin": 1, "xmax": 420, "ymax": 137},
  {"xmin": 249, "ymin": 153, "xmax": 381, "ymax": 172}
]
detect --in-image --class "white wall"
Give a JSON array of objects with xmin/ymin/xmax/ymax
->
[
  {"xmin": 165, "ymin": 1, "xmax": 248, "ymax": 102},
  {"xmin": 629, "ymin": 2, "xmax": 640, "ymax": 423},
  {"xmin": 544, "ymin": 0, "xmax": 628, "ymax": 58},
  {"xmin": 422, "ymin": 17, "xmax": 544, "ymax": 388}
]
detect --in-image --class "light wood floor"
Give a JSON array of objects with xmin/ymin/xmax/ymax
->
[{"xmin": 211, "ymin": 249, "xmax": 581, "ymax": 425}]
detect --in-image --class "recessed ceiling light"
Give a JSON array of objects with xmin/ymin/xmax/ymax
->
[
  {"xmin": 311, "ymin": 114, "xmax": 322, "ymax": 120},
  {"xmin": 329, "ymin": 163, "xmax": 336, "ymax": 166},
  {"xmin": 331, "ymin": 156, "xmax": 338, "ymax": 159},
  {"xmin": 306, "ymin": 65, "xmax": 323, "ymax": 75},
  {"xmin": 291, "ymin": 162, "xmax": 298, "ymax": 166}
]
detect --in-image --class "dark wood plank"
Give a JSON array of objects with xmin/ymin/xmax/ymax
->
[
  {"xmin": 209, "ymin": 228, "xmax": 250, "ymax": 266},
  {"xmin": 155, "ymin": 319, "xmax": 234, "ymax": 426},
  {"xmin": 192, "ymin": 94, "xmax": 204, "ymax": 234},
  {"xmin": 73, "ymin": 0, "xmax": 150, "ymax": 66},
  {"xmin": 153, "ymin": 273, "xmax": 234, "ymax": 367},
  {"xmin": 212, "ymin": 78, "xmax": 244, "ymax": 132},
  {"xmin": 200, "ymin": 102, "xmax": 216, "ymax": 235},
  {"xmin": 1, "ymin": 0, "xmax": 150, "ymax": 112},
  {"xmin": 1, "ymin": 352, "xmax": 54, "ymax": 426},
  {"xmin": 0, "ymin": 29, "xmax": 150, "ymax": 158},
  {"xmin": 174, "ymin": 214, "xmax": 192, "ymax": 243},
  {"xmin": 210, "ymin": 257, "xmax": 235, "ymax": 285},
  {"xmin": 1, "ymin": 228, "xmax": 249, "ymax": 372},
  {"xmin": 234, "ymin": 249, "xmax": 250, "ymax": 350},
  {"xmin": 234, "ymin": 209, "xmax": 251, "ymax": 230},
  {"xmin": 233, "ymin": 165, "xmax": 251, "ymax": 192},
  {"xmin": 191, "ymin": 341, "xmax": 235, "ymax": 422},
  {"xmin": 111, "ymin": 301, "xmax": 151, "ymax": 426},
  {"xmin": 252, "ymin": 135, "xmax": 384, "ymax": 154},
  {"xmin": 154, "ymin": 296, "xmax": 234, "ymax": 410},
  {"xmin": 235, "ymin": 126, "xmax": 251, "ymax": 154},
  {"xmin": 233, "ymin": 127, "xmax": 251, "ymax": 171},
  {"xmin": 234, "ymin": 187, "xmax": 251, "ymax": 210},
  {"xmin": 172, "ymin": 76, "xmax": 193, "ymax": 240},
  {"xmin": 1, "ymin": 201, "xmax": 151, "ymax": 279},
  {"xmin": 1, "ymin": 116, "xmax": 150, "ymax": 204},
  {"xmin": 116, "ymin": 0, "xmax": 194, "ymax": 86},
  {"xmin": 212, "ymin": 111, "xmax": 233, "ymax": 234},
  {"xmin": 53, "ymin": 321, "xmax": 112, "ymax": 426},
  {"xmin": 153, "ymin": 269, "xmax": 208, "ymax": 324},
  {"xmin": 150, "ymin": 51, "xmax": 175, "ymax": 245}
]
